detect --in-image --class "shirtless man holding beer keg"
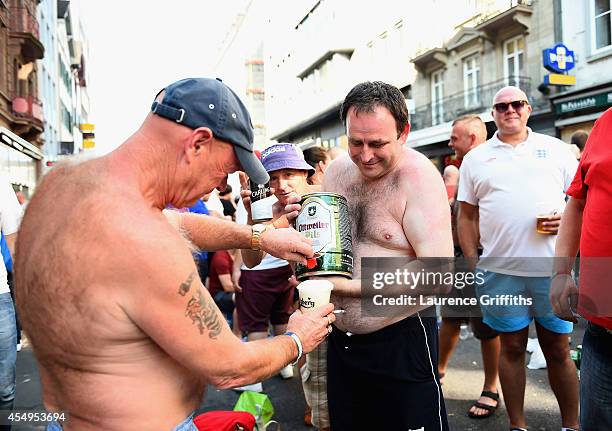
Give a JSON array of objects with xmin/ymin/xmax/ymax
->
[{"xmin": 285, "ymin": 81, "xmax": 454, "ymax": 430}]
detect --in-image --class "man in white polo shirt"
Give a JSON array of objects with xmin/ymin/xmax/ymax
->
[
  {"xmin": 0, "ymin": 175, "xmax": 21, "ymax": 417},
  {"xmin": 458, "ymin": 86, "xmax": 579, "ymax": 431}
]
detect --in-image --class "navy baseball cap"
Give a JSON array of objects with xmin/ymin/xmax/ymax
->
[
  {"xmin": 261, "ymin": 143, "xmax": 315, "ymax": 177},
  {"xmin": 151, "ymin": 77, "xmax": 269, "ymax": 184}
]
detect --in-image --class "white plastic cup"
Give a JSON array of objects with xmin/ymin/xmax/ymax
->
[{"xmin": 296, "ymin": 280, "xmax": 333, "ymax": 311}]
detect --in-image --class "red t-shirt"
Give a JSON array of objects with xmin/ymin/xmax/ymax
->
[
  {"xmin": 208, "ymin": 251, "xmax": 233, "ymax": 299},
  {"xmin": 566, "ymin": 107, "xmax": 612, "ymax": 329}
]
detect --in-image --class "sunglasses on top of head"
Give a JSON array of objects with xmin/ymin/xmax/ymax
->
[{"xmin": 493, "ymin": 100, "xmax": 529, "ymax": 113}]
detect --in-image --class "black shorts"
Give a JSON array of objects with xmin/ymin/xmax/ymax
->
[
  {"xmin": 439, "ymin": 282, "xmax": 499, "ymax": 340},
  {"xmin": 440, "ymin": 315, "xmax": 499, "ymax": 340},
  {"xmin": 327, "ymin": 310, "xmax": 449, "ymax": 431},
  {"xmin": 213, "ymin": 291, "xmax": 235, "ymax": 315}
]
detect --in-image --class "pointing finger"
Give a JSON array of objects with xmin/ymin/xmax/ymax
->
[{"xmin": 239, "ymin": 172, "xmax": 249, "ymax": 189}]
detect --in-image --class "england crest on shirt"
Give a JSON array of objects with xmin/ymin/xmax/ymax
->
[{"xmin": 534, "ymin": 148, "xmax": 548, "ymax": 159}]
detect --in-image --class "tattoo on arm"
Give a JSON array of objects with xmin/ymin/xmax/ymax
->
[
  {"xmin": 178, "ymin": 272, "xmax": 195, "ymax": 296},
  {"xmin": 184, "ymin": 287, "xmax": 223, "ymax": 339}
]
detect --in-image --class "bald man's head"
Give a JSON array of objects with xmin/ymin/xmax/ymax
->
[
  {"xmin": 443, "ymin": 165, "xmax": 459, "ymax": 186},
  {"xmin": 492, "ymin": 86, "xmax": 529, "ymax": 106},
  {"xmin": 449, "ymin": 115, "xmax": 487, "ymax": 159},
  {"xmin": 491, "ymin": 86, "xmax": 532, "ymax": 137}
]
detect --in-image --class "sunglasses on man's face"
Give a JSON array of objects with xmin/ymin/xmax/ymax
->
[{"xmin": 493, "ymin": 100, "xmax": 529, "ymax": 113}]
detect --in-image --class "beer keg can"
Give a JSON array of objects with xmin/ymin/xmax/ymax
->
[
  {"xmin": 250, "ymin": 180, "xmax": 274, "ymax": 223},
  {"xmin": 295, "ymin": 192, "xmax": 353, "ymax": 280}
]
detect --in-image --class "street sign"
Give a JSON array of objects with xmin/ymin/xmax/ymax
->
[
  {"xmin": 543, "ymin": 44, "xmax": 576, "ymax": 73},
  {"xmin": 83, "ymin": 139, "xmax": 95, "ymax": 149},
  {"xmin": 79, "ymin": 123, "xmax": 95, "ymax": 132},
  {"xmin": 544, "ymin": 74, "xmax": 576, "ymax": 86},
  {"xmin": 555, "ymin": 91, "xmax": 612, "ymax": 114}
]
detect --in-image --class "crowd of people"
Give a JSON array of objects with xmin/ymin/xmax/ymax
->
[{"xmin": 0, "ymin": 75, "xmax": 609, "ymax": 431}]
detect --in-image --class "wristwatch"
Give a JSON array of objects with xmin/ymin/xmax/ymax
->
[{"xmin": 250, "ymin": 224, "xmax": 268, "ymax": 251}]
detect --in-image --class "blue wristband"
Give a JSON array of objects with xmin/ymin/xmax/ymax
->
[{"xmin": 285, "ymin": 331, "xmax": 303, "ymax": 365}]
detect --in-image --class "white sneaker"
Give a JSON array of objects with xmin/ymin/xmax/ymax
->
[
  {"xmin": 233, "ymin": 382, "xmax": 263, "ymax": 392},
  {"xmin": 16, "ymin": 343, "xmax": 21, "ymax": 352},
  {"xmin": 279, "ymin": 364, "xmax": 294, "ymax": 379}
]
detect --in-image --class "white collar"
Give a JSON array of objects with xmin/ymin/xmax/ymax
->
[{"xmin": 491, "ymin": 127, "xmax": 532, "ymax": 148}]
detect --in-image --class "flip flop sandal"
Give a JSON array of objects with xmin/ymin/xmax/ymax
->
[{"xmin": 467, "ymin": 390, "xmax": 500, "ymax": 419}]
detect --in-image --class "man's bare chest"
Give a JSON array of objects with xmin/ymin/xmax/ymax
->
[{"xmin": 337, "ymin": 184, "xmax": 409, "ymax": 250}]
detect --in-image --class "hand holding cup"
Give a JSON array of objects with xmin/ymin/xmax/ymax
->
[
  {"xmin": 286, "ymin": 302, "xmax": 336, "ymax": 354},
  {"xmin": 536, "ymin": 201, "xmax": 563, "ymax": 235}
]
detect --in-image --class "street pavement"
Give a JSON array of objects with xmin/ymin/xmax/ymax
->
[{"xmin": 13, "ymin": 320, "xmax": 585, "ymax": 430}]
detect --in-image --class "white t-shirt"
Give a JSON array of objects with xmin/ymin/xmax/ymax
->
[
  {"xmin": 458, "ymin": 129, "xmax": 578, "ymax": 276},
  {"xmin": 235, "ymin": 198, "xmax": 288, "ymax": 271},
  {"xmin": 1, "ymin": 175, "xmax": 23, "ymax": 294},
  {"xmin": 205, "ymin": 191, "xmax": 225, "ymax": 216}
]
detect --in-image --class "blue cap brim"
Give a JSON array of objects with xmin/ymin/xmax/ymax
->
[{"xmin": 235, "ymin": 147, "xmax": 270, "ymax": 184}]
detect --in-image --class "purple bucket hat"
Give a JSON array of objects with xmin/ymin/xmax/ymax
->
[{"xmin": 261, "ymin": 143, "xmax": 315, "ymax": 177}]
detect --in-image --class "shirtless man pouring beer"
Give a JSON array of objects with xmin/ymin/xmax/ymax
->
[
  {"xmin": 14, "ymin": 78, "xmax": 335, "ymax": 431},
  {"xmin": 286, "ymin": 82, "xmax": 454, "ymax": 430}
]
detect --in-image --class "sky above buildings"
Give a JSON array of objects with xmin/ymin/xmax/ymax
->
[
  {"xmin": 81, "ymin": 0, "xmax": 247, "ymax": 154},
  {"xmin": 79, "ymin": 0, "xmax": 481, "ymax": 156}
]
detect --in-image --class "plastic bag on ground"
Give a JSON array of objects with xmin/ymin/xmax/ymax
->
[
  {"xmin": 526, "ymin": 337, "xmax": 539, "ymax": 353},
  {"xmin": 234, "ymin": 391, "xmax": 277, "ymax": 430},
  {"xmin": 527, "ymin": 340, "xmax": 547, "ymax": 369}
]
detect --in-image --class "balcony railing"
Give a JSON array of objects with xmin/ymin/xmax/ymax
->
[
  {"xmin": 411, "ymin": 76, "xmax": 532, "ymax": 131},
  {"xmin": 12, "ymin": 96, "xmax": 44, "ymax": 123},
  {"xmin": 9, "ymin": 6, "xmax": 40, "ymax": 39}
]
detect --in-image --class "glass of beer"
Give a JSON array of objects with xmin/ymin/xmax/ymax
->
[{"xmin": 536, "ymin": 201, "xmax": 560, "ymax": 235}]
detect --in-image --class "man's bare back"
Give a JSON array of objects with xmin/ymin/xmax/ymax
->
[
  {"xmin": 16, "ymin": 159, "xmax": 207, "ymax": 430},
  {"xmin": 325, "ymin": 149, "xmax": 452, "ymax": 334}
]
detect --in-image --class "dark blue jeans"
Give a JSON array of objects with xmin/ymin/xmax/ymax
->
[
  {"xmin": 580, "ymin": 322, "xmax": 612, "ymax": 431},
  {"xmin": 0, "ymin": 292, "xmax": 16, "ymax": 431}
]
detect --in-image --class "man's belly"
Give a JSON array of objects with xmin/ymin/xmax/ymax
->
[
  {"xmin": 332, "ymin": 242, "xmax": 423, "ymax": 334},
  {"xmin": 332, "ymin": 295, "xmax": 427, "ymax": 334}
]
